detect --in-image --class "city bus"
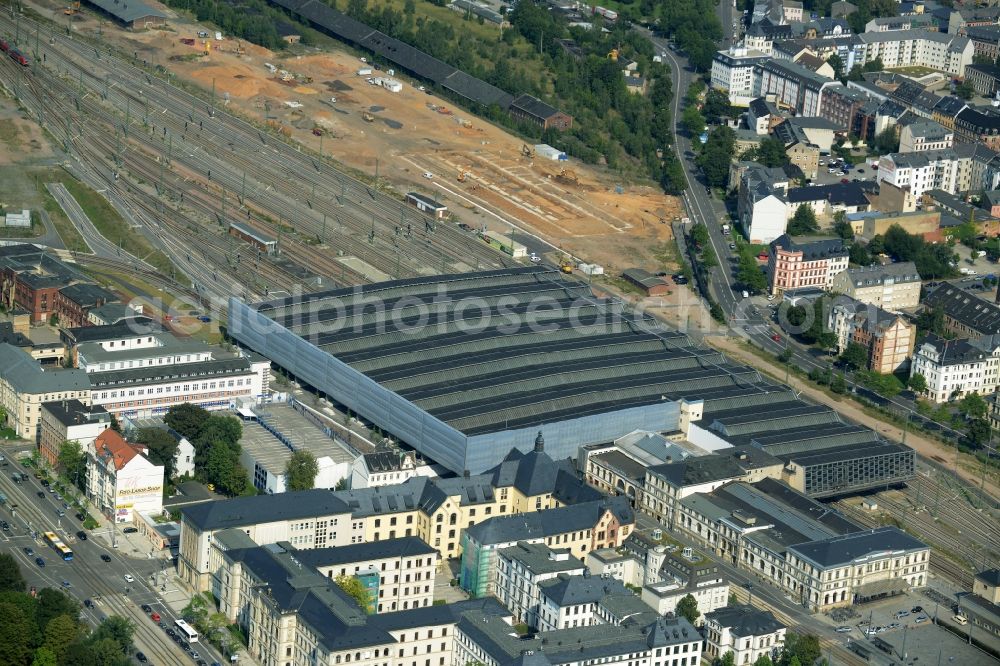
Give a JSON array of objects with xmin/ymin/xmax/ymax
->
[
  {"xmin": 42, "ymin": 532, "xmax": 74, "ymax": 561},
  {"xmin": 175, "ymin": 619, "xmax": 199, "ymax": 644}
]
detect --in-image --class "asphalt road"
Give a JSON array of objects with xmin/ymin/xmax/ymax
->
[{"xmin": 0, "ymin": 462, "xmax": 227, "ymax": 666}]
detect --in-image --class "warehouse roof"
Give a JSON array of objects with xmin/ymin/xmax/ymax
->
[
  {"xmin": 83, "ymin": 0, "xmax": 166, "ymax": 22},
  {"xmin": 251, "ymin": 267, "xmax": 768, "ymax": 436}
]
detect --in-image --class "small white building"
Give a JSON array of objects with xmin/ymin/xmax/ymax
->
[
  {"xmin": 350, "ymin": 449, "xmax": 436, "ymax": 489},
  {"xmin": 534, "ymin": 143, "xmax": 568, "ymax": 161},
  {"xmin": 3, "ymin": 209, "xmax": 31, "ymax": 227},
  {"xmin": 86, "ymin": 429, "xmax": 164, "ymax": 524},
  {"xmin": 703, "ymin": 605, "xmax": 786, "ymax": 666}
]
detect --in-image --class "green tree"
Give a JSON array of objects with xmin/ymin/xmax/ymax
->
[
  {"xmin": 849, "ymin": 243, "xmax": 872, "ymax": 266},
  {"xmin": 702, "ymin": 88, "xmax": 732, "ymax": 122},
  {"xmin": 714, "ymin": 652, "xmax": 736, "ymax": 666},
  {"xmin": 832, "ymin": 211, "xmax": 853, "ymax": 240},
  {"xmin": 285, "ymin": 451, "xmax": 320, "ymax": 491},
  {"xmin": 134, "ymin": 427, "xmax": 180, "ymax": 479},
  {"xmin": 968, "ymin": 418, "xmax": 991, "ymax": 447},
  {"xmin": 335, "ymin": 575, "xmax": 372, "ymax": 612},
  {"xmin": 871, "ymin": 127, "xmax": 900, "ymax": 154},
  {"xmin": 828, "ymin": 53, "xmax": 844, "ymax": 81},
  {"xmin": 661, "ymin": 155, "xmax": 688, "ymax": 195},
  {"xmin": 57, "ymin": 440, "xmax": 87, "ymax": 489},
  {"xmin": 697, "ymin": 126, "xmax": 737, "ymax": 189},
  {"xmin": 109, "ymin": 412, "xmax": 122, "ymax": 434},
  {"xmin": 0, "ymin": 601, "xmax": 34, "ymax": 665},
  {"xmin": 32, "ymin": 646, "xmax": 58, "ymax": 666},
  {"xmin": 203, "ymin": 441, "xmax": 245, "ymax": 496},
  {"xmin": 36, "ymin": 588, "xmax": 79, "ymax": 633},
  {"xmin": 754, "ymin": 655, "xmax": 773, "ymax": 666},
  {"xmin": 955, "ymin": 79, "xmax": 975, "ymax": 100},
  {"xmin": 42, "ymin": 614, "xmax": 81, "ymax": 664},
  {"xmin": 737, "ymin": 250, "xmax": 767, "ymax": 294},
  {"xmin": 908, "ymin": 373, "xmax": 927, "ymax": 394},
  {"xmin": 779, "ymin": 633, "xmax": 821, "ymax": 666},
  {"xmin": 840, "ymin": 341, "xmax": 869, "ymax": 370},
  {"xmin": 0, "ymin": 553, "xmax": 26, "ymax": 593},
  {"xmin": 675, "ymin": 594, "xmax": 700, "ymax": 624},
  {"xmin": 757, "ymin": 137, "xmax": 788, "ymax": 168},
  {"xmin": 689, "ymin": 223, "xmax": 710, "ymax": 248},
  {"xmin": 701, "ymin": 247, "xmax": 719, "ymax": 269},
  {"xmin": 959, "ymin": 393, "xmax": 988, "ymax": 418},
  {"xmin": 787, "ymin": 205, "xmax": 818, "ymax": 235},
  {"xmin": 682, "ymin": 105, "xmax": 706, "ymax": 136},
  {"xmin": 89, "ymin": 615, "xmax": 135, "ymax": 654},
  {"xmin": 830, "ymin": 373, "xmax": 847, "ymax": 393},
  {"xmin": 164, "ymin": 403, "xmax": 210, "ymax": 441}
]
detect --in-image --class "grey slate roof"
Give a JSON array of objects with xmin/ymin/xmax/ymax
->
[
  {"xmin": 785, "ymin": 182, "xmax": 873, "ymax": 208},
  {"xmin": 464, "ymin": 497, "xmax": 634, "ymax": 547},
  {"xmin": 0, "ymin": 344, "xmax": 90, "ymax": 394},
  {"xmin": 499, "ymin": 542, "xmax": 583, "ymax": 575},
  {"xmin": 839, "ymin": 261, "xmax": 921, "ymax": 287},
  {"xmin": 83, "ymin": 0, "xmax": 166, "ymax": 21},
  {"xmin": 788, "ymin": 526, "xmax": 927, "ymax": 568},
  {"xmin": 41, "ymin": 399, "xmax": 109, "ymax": 428},
  {"xmin": 977, "ymin": 569, "xmax": 1000, "ymax": 587},
  {"xmin": 58, "ymin": 283, "xmax": 118, "ymax": 308},
  {"xmin": 769, "ymin": 235, "xmax": 849, "ymax": 260},
  {"xmin": 294, "ymin": 536, "xmax": 435, "ymax": 567},
  {"xmin": 181, "ymin": 489, "xmax": 351, "ymax": 531},
  {"xmin": 647, "ymin": 454, "xmax": 746, "ymax": 488},
  {"xmin": 924, "ymin": 284, "xmax": 1000, "ymax": 335},
  {"xmin": 918, "ymin": 334, "xmax": 988, "ymax": 366},
  {"xmin": 704, "ymin": 604, "xmax": 785, "ymax": 637}
]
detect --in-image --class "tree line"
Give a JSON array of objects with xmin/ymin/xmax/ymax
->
[{"xmin": 0, "ymin": 553, "xmax": 136, "ymax": 665}]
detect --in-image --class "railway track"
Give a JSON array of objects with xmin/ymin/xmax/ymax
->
[{"xmin": 0, "ymin": 9, "xmax": 507, "ymax": 288}]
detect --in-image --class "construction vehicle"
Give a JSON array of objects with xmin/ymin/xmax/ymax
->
[
  {"xmin": 362, "ymin": 111, "xmax": 375, "ymax": 122},
  {"xmin": 312, "ymin": 127, "xmax": 325, "ymax": 136},
  {"xmin": 64, "ymin": 1, "xmax": 80, "ymax": 15},
  {"xmin": 555, "ymin": 168, "xmax": 578, "ymax": 185},
  {"xmin": 559, "ymin": 256, "xmax": 574, "ymax": 274},
  {"xmin": 457, "ymin": 172, "xmax": 467, "ymax": 182},
  {"xmin": 521, "ymin": 144, "xmax": 535, "ymax": 158}
]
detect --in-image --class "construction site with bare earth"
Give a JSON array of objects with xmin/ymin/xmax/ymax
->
[{"xmin": 36, "ymin": 0, "xmax": 681, "ymax": 274}]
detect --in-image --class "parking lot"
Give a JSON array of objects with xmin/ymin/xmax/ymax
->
[
  {"xmin": 826, "ymin": 591, "xmax": 999, "ymax": 665},
  {"xmin": 810, "ymin": 157, "xmax": 876, "ymax": 186}
]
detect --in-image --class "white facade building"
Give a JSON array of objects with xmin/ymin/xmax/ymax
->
[
  {"xmin": 86, "ymin": 429, "xmax": 164, "ymax": 524},
  {"xmin": 704, "ymin": 605, "xmax": 786, "ymax": 666},
  {"xmin": 852, "ymin": 30, "xmax": 974, "ymax": 77},
  {"xmin": 349, "ymin": 449, "xmax": 436, "ymax": 489},
  {"xmin": 712, "ymin": 48, "xmax": 771, "ymax": 106},
  {"xmin": 910, "ymin": 334, "xmax": 1000, "ymax": 403},
  {"xmin": 494, "ymin": 542, "xmax": 585, "ymax": 629},
  {"xmin": 878, "ymin": 149, "xmax": 962, "ymax": 200}
]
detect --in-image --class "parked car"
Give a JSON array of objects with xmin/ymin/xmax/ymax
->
[
  {"xmin": 101, "ymin": 554, "xmax": 112, "ymax": 562},
  {"xmin": 915, "ymin": 615, "xmax": 928, "ymax": 624},
  {"xmin": 835, "ymin": 626, "xmax": 852, "ymax": 633},
  {"xmin": 141, "ymin": 604, "xmax": 153, "ymax": 614},
  {"xmin": 123, "ymin": 527, "xmax": 139, "ymax": 534},
  {"xmin": 23, "ymin": 547, "xmax": 33, "ymax": 556},
  {"xmin": 151, "ymin": 612, "xmax": 161, "ymax": 622},
  {"xmin": 136, "ymin": 652, "xmax": 148, "ymax": 663},
  {"xmin": 123, "ymin": 574, "xmax": 135, "ymax": 583}
]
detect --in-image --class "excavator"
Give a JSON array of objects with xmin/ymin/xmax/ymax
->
[
  {"xmin": 555, "ymin": 168, "xmax": 578, "ymax": 185},
  {"xmin": 521, "ymin": 144, "xmax": 535, "ymax": 159}
]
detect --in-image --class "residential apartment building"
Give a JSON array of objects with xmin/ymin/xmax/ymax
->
[
  {"xmin": 851, "ymin": 30, "xmax": 973, "ymax": 77},
  {"xmin": 828, "ymin": 297, "xmax": 916, "ymax": 373},
  {"xmin": 536, "ymin": 572, "xmax": 651, "ymax": 632},
  {"xmin": 736, "ymin": 163, "xmax": 793, "ymax": 244},
  {"xmin": 293, "ymin": 537, "xmax": 439, "ymax": 614},
  {"xmin": 711, "ymin": 48, "xmax": 771, "ymax": 106},
  {"xmin": 966, "ymin": 64, "xmax": 1000, "ymax": 97},
  {"xmin": 965, "ymin": 25, "xmax": 1000, "ymax": 63},
  {"xmin": 878, "ymin": 149, "xmax": 962, "ymax": 199},
  {"xmin": 38, "ymin": 400, "xmax": 111, "ymax": 467},
  {"xmin": 459, "ymin": 497, "xmax": 634, "ymax": 598},
  {"xmin": 955, "ymin": 107, "xmax": 1000, "ymax": 151},
  {"xmin": 86, "ymin": 429, "xmax": 164, "ymax": 524},
  {"xmin": 909, "ymin": 334, "xmax": 1000, "ymax": 403},
  {"xmin": 767, "ymin": 235, "xmax": 849, "ymax": 297},
  {"xmin": 752, "ymin": 59, "xmax": 835, "ymax": 116},
  {"xmin": 924, "ymin": 283, "xmax": 1000, "ymax": 337},
  {"xmin": 639, "ymin": 546, "xmax": 730, "ymax": 623},
  {"xmin": 349, "ymin": 449, "xmax": 435, "ymax": 489},
  {"xmin": 0, "ymin": 343, "xmax": 90, "ymax": 441},
  {"xmin": 703, "ymin": 605, "xmax": 786, "ymax": 666},
  {"xmin": 830, "ymin": 262, "xmax": 922, "ymax": 311},
  {"xmin": 818, "ymin": 84, "xmax": 871, "ymax": 132},
  {"xmin": 493, "ymin": 542, "xmax": 585, "ymax": 628},
  {"xmin": 640, "ymin": 455, "xmax": 749, "ymax": 529},
  {"xmin": 899, "ymin": 119, "xmax": 954, "ymax": 153}
]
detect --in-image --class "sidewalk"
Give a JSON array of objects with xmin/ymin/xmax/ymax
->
[{"xmin": 707, "ymin": 335, "xmax": 1000, "ymax": 500}]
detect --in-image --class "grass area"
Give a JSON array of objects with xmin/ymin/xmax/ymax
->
[
  {"xmin": 41, "ymin": 166, "xmax": 180, "ymax": 276},
  {"xmin": 0, "ymin": 215, "xmax": 44, "ymax": 239},
  {"xmin": 0, "ymin": 119, "xmax": 19, "ymax": 152},
  {"xmin": 890, "ymin": 65, "xmax": 938, "ymax": 77},
  {"xmin": 0, "ymin": 427, "xmax": 18, "ymax": 439},
  {"xmin": 33, "ymin": 172, "xmax": 92, "ymax": 253}
]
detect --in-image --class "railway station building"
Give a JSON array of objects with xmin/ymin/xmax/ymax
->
[{"xmin": 229, "ymin": 267, "xmax": 915, "ymax": 494}]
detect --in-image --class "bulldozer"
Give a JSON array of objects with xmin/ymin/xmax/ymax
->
[
  {"xmin": 559, "ymin": 256, "xmax": 574, "ymax": 274},
  {"xmin": 555, "ymin": 168, "xmax": 578, "ymax": 185},
  {"xmin": 362, "ymin": 111, "xmax": 375, "ymax": 122},
  {"xmin": 521, "ymin": 143, "xmax": 535, "ymax": 159}
]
